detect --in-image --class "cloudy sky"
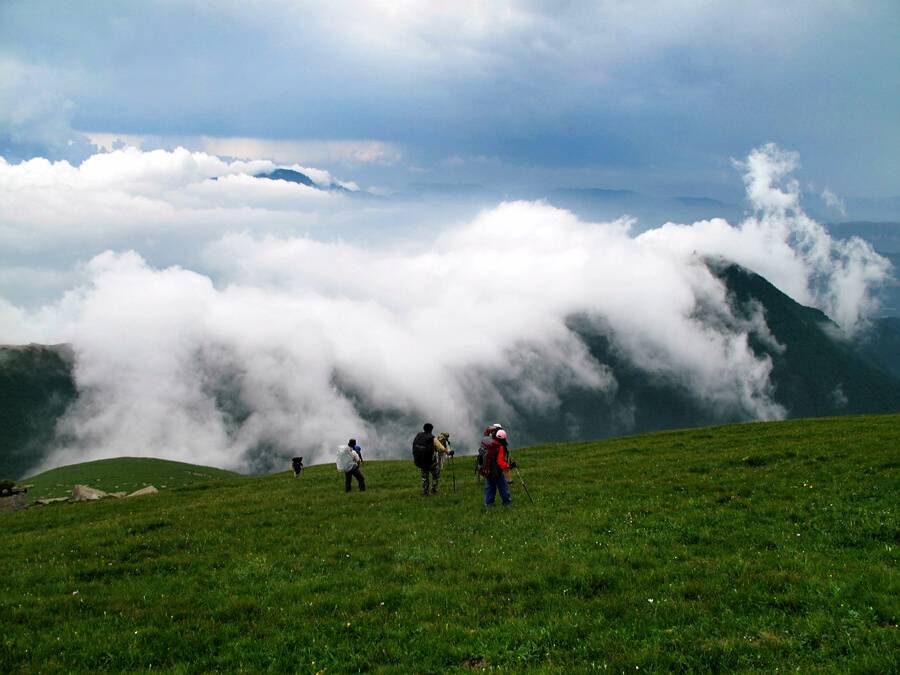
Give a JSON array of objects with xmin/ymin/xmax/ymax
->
[
  {"xmin": 2, "ymin": 0, "xmax": 898, "ymax": 200},
  {"xmin": 1, "ymin": 1, "xmax": 897, "ymax": 473}
]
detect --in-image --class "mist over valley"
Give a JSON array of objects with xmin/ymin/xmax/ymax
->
[{"xmin": 2, "ymin": 145, "xmax": 899, "ymax": 480}]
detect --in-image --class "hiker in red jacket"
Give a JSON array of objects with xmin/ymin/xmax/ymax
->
[{"xmin": 480, "ymin": 428, "xmax": 515, "ymax": 506}]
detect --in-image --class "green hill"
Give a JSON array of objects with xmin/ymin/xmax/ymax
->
[
  {"xmin": 3, "ymin": 415, "xmax": 898, "ymax": 673},
  {"xmin": 21, "ymin": 457, "xmax": 243, "ymax": 501},
  {"xmin": 714, "ymin": 260, "xmax": 900, "ymax": 416},
  {"xmin": 522, "ymin": 260, "xmax": 900, "ymax": 443},
  {"xmin": 0, "ymin": 344, "xmax": 77, "ymax": 481},
  {"xmin": 861, "ymin": 316, "xmax": 900, "ymax": 378}
]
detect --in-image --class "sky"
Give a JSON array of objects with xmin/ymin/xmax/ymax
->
[
  {"xmin": 1, "ymin": 0, "xmax": 898, "ymax": 200},
  {"xmin": 0, "ymin": 1, "xmax": 898, "ymax": 473}
]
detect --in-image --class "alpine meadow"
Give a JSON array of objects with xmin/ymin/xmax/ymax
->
[{"xmin": 3, "ymin": 415, "xmax": 898, "ymax": 674}]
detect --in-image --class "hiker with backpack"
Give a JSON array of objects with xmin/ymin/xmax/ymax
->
[
  {"xmin": 476, "ymin": 423, "xmax": 510, "ymax": 481},
  {"xmin": 412, "ymin": 423, "xmax": 454, "ymax": 495},
  {"xmin": 477, "ymin": 426, "xmax": 515, "ymax": 507},
  {"xmin": 336, "ymin": 438, "xmax": 366, "ymax": 492}
]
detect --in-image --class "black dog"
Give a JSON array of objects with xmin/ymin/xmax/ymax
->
[{"xmin": 291, "ymin": 457, "xmax": 304, "ymax": 477}]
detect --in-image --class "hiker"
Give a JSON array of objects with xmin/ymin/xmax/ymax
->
[
  {"xmin": 336, "ymin": 438, "xmax": 366, "ymax": 492},
  {"xmin": 291, "ymin": 457, "xmax": 304, "ymax": 477},
  {"xmin": 437, "ymin": 432, "xmax": 451, "ymax": 471},
  {"xmin": 486, "ymin": 423, "xmax": 512, "ymax": 483},
  {"xmin": 479, "ymin": 427, "xmax": 515, "ymax": 507},
  {"xmin": 496, "ymin": 427, "xmax": 511, "ymax": 483},
  {"xmin": 412, "ymin": 423, "xmax": 453, "ymax": 495},
  {"xmin": 475, "ymin": 424, "xmax": 499, "ymax": 483}
]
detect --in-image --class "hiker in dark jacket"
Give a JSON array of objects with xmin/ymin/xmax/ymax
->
[{"xmin": 412, "ymin": 423, "xmax": 453, "ymax": 495}]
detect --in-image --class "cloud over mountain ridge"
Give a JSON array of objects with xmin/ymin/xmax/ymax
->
[{"xmin": 0, "ymin": 144, "xmax": 894, "ymax": 475}]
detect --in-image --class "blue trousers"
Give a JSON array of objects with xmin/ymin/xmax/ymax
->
[{"xmin": 484, "ymin": 472, "xmax": 511, "ymax": 506}]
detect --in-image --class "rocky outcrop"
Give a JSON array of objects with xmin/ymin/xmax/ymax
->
[
  {"xmin": 1, "ymin": 483, "xmax": 162, "ymax": 511},
  {"xmin": 0, "ymin": 484, "xmax": 33, "ymax": 512},
  {"xmin": 33, "ymin": 497, "xmax": 69, "ymax": 506},
  {"xmin": 70, "ymin": 484, "xmax": 109, "ymax": 501},
  {"xmin": 0, "ymin": 492, "xmax": 28, "ymax": 512},
  {"xmin": 126, "ymin": 485, "xmax": 158, "ymax": 497},
  {"xmin": 70, "ymin": 484, "xmax": 159, "ymax": 500}
]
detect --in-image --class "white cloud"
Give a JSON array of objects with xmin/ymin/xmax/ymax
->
[
  {"xmin": 640, "ymin": 144, "xmax": 890, "ymax": 328},
  {"xmin": 821, "ymin": 187, "xmax": 846, "ymax": 216},
  {"xmin": 0, "ymin": 147, "xmax": 352, "ymax": 254},
  {"xmin": 0, "ymin": 144, "xmax": 890, "ymax": 474}
]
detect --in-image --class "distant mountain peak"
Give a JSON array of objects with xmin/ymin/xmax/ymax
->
[
  {"xmin": 254, "ymin": 168, "xmax": 316, "ymax": 187},
  {"xmin": 254, "ymin": 168, "xmax": 349, "ymax": 192}
]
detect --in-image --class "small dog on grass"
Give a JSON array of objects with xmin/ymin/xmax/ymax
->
[{"xmin": 291, "ymin": 457, "xmax": 304, "ymax": 477}]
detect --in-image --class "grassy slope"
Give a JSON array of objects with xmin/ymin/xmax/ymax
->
[
  {"xmin": 2, "ymin": 415, "xmax": 898, "ymax": 674},
  {"xmin": 20, "ymin": 457, "xmax": 244, "ymax": 501}
]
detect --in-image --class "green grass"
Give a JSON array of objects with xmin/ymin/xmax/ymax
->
[
  {"xmin": 2, "ymin": 415, "xmax": 899, "ymax": 674},
  {"xmin": 20, "ymin": 457, "xmax": 243, "ymax": 500}
]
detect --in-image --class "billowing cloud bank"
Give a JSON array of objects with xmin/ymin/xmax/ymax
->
[{"xmin": 0, "ymin": 144, "xmax": 890, "ymax": 473}]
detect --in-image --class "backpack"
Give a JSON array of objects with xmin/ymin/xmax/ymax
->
[
  {"xmin": 476, "ymin": 434, "xmax": 500, "ymax": 478},
  {"xmin": 412, "ymin": 431, "xmax": 436, "ymax": 469}
]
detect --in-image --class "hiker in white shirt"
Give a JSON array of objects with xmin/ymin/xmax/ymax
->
[{"xmin": 336, "ymin": 438, "xmax": 366, "ymax": 492}]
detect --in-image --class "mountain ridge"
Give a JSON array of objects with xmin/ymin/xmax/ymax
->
[{"xmin": 2, "ymin": 261, "xmax": 899, "ymax": 479}]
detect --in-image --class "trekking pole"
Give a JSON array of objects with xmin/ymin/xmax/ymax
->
[
  {"xmin": 451, "ymin": 454, "xmax": 456, "ymax": 493},
  {"xmin": 514, "ymin": 466, "xmax": 535, "ymax": 505}
]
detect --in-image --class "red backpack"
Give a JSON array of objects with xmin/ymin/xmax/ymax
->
[{"xmin": 476, "ymin": 433, "xmax": 501, "ymax": 478}]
